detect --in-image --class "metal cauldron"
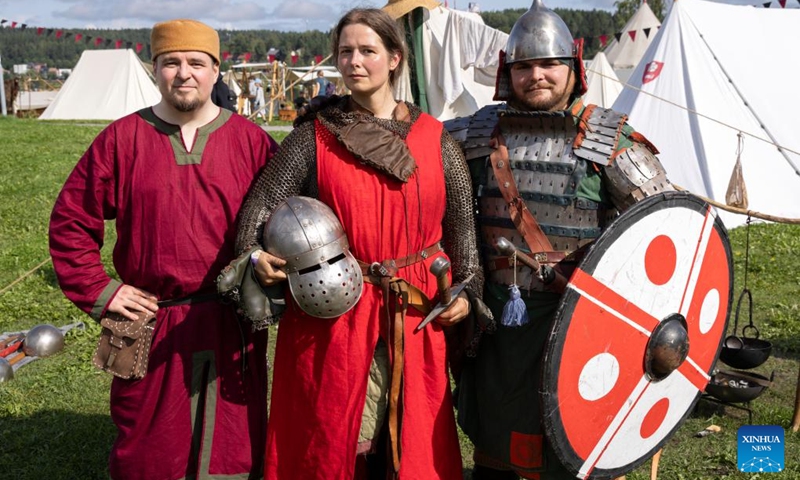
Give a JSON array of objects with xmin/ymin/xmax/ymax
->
[
  {"xmin": 705, "ymin": 369, "xmax": 772, "ymax": 403},
  {"xmin": 719, "ymin": 289, "xmax": 772, "ymax": 369}
]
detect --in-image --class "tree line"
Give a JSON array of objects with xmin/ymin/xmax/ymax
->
[{"xmin": 1, "ymin": 1, "xmax": 664, "ymax": 75}]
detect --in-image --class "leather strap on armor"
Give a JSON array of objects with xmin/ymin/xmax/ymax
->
[
  {"xmin": 489, "ymin": 130, "xmax": 555, "ymax": 254},
  {"xmin": 356, "ymin": 246, "xmax": 439, "ymax": 474}
]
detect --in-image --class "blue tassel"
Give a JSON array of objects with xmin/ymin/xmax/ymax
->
[{"xmin": 501, "ymin": 284, "xmax": 529, "ymax": 327}]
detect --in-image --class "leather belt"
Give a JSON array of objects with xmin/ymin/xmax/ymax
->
[
  {"xmin": 357, "ymin": 242, "xmax": 443, "ymax": 278},
  {"xmin": 157, "ymin": 292, "xmax": 220, "ymax": 308},
  {"xmin": 355, "ymin": 243, "xmax": 440, "ymax": 474}
]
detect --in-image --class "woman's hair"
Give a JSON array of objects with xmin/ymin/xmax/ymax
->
[{"xmin": 331, "ymin": 8, "xmax": 407, "ymax": 86}]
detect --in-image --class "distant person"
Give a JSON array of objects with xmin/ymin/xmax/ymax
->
[
  {"xmin": 211, "ymin": 72, "xmax": 236, "ymax": 111},
  {"xmin": 312, "ymin": 69, "xmax": 330, "ymax": 97},
  {"xmin": 248, "ymin": 76, "xmax": 257, "ymax": 113},
  {"xmin": 253, "ymin": 77, "xmax": 266, "ymax": 119},
  {"xmin": 48, "ymin": 18, "xmax": 278, "ymax": 480}
]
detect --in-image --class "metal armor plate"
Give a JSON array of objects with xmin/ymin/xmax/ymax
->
[{"xmin": 541, "ymin": 191, "xmax": 732, "ymax": 479}]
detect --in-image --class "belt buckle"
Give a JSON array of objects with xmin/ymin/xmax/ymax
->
[{"xmin": 369, "ymin": 262, "xmax": 388, "ymax": 277}]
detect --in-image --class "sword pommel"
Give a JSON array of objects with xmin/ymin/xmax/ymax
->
[{"xmin": 430, "ymin": 257, "xmax": 452, "ymax": 305}]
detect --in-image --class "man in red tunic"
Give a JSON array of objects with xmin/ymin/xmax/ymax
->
[{"xmin": 49, "ymin": 19, "xmax": 278, "ymax": 480}]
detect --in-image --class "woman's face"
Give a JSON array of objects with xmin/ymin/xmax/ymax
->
[{"xmin": 337, "ymin": 23, "xmax": 400, "ymax": 100}]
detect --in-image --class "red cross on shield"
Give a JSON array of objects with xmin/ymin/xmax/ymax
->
[{"xmin": 542, "ymin": 191, "xmax": 733, "ymax": 479}]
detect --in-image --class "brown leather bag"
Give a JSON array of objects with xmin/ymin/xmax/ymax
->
[{"xmin": 92, "ymin": 311, "xmax": 156, "ymax": 380}]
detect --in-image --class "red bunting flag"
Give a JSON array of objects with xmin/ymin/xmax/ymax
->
[
  {"xmin": 599, "ymin": 34, "xmax": 608, "ymax": 47},
  {"xmin": 243, "ymin": 52, "xmax": 252, "ymax": 62},
  {"xmin": 75, "ymin": 33, "xmax": 83, "ymax": 42},
  {"xmin": 95, "ymin": 37, "xmax": 103, "ymax": 46},
  {"xmin": 222, "ymin": 51, "xmax": 232, "ymax": 61},
  {"xmin": 37, "ymin": 27, "xmax": 44, "ymax": 35},
  {"xmin": 628, "ymin": 30, "xmax": 637, "ymax": 41},
  {"xmin": 779, "ymin": 0, "xmax": 786, "ymax": 6},
  {"xmin": 56, "ymin": 30, "xmax": 63, "ymax": 39},
  {"xmin": 314, "ymin": 54, "xmax": 323, "ymax": 64},
  {"xmin": 136, "ymin": 42, "xmax": 143, "ymax": 53},
  {"xmin": 115, "ymin": 39, "xmax": 122, "ymax": 49},
  {"xmin": 291, "ymin": 51, "xmax": 298, "ymax": 65},
  {"xmin": 11, "ymin": 21, "xmax": 17, "ymax": 28},
  {"xmin": 268, "ymin": 54, "xmax": 275, "ymax": 62}
]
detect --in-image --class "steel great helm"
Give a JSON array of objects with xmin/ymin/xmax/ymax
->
[
  {"xmin": 494, "ymin": 0, "xmax": 587, "ymax": 101},
  {"xmin": 262, "ymin": 196, "xmax": 363, "ymax": 319}
]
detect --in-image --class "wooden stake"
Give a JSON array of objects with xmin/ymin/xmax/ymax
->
[{"xmin": 650, "ymin": 448, "xmax": 663, "ymax": 480}]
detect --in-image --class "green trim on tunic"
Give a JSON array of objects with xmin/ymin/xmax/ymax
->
[
  {"xmin": 190, "ymin": 350, "xmax": 218, "ymax": 480},
  {"xmin": 92, "ymin": 279, "xmax": 122, "ymax": 320},
  {"xmin": 138, "ymin": 108, "xmax": 233, "ymax": 165}
]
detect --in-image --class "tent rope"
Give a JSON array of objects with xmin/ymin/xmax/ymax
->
[
  {"xmin": 589, "ymin": 69, "xmax": 800, "ymax": 161},
  {"xmin": 0, "ymin": 258, "xmax": 51, "ymax": 296}
]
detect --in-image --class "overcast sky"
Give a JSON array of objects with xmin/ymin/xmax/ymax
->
[{"xmin": 0, "ymin": 0, "xmax": 780, "ymax": 32}]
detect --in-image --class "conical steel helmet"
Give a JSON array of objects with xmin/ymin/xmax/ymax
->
[
  {"xmin": 494, "ymin": 0, "xmax": 587, "ymax": 101},
  {"xmin": 505, "ymin": 0, "xmax": 575, "ymax": 64},
  {"xmin": 262, "ymin": 196, "xmax": 363, "ymax": 319}
]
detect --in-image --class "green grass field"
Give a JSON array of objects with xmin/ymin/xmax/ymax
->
[{"xmin": 0, "ymin": 116, "xmax": 799, "ymax": 479}]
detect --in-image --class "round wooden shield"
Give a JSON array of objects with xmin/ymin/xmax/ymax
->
[{"xmin": 542, "ymin": 191, "xmax": 733, "ymax": 479}]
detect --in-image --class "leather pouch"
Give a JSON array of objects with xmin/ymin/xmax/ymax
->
[{"xmin": 92, "ymin": 311, "xmax": 156, "ymax": 380}]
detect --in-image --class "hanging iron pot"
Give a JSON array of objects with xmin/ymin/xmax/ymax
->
[{"xmin": 719, "ymin": 288, "xmax": 772, "ymax": 369}]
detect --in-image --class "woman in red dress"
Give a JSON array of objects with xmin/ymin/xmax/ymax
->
[{"xmin": 236, "ymin": 8, "xmax": 487, "ymax": 479}]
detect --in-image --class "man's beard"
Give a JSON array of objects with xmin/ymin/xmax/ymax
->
[
  {"xmin": 166, "ymin": 92, "xmax": 201, "ymax": 112},
  {"xmin": 510, "ymin": 81, "xmax": 572, "ymax": 112}
]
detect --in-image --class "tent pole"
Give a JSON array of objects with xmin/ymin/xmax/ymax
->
[
  {"xmin": 0, "ymin": 53, "xmax": 7, "ymax": 117},
  {"xmin": 695, "ymin": 28, "xmax": 800, "ymax": 177}
]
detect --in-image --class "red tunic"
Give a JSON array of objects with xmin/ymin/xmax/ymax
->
[
  {"xmin": 265, "ymin": 113, "xmax": 463, "ymax": 479},
  {"xmin": 49, "ymin": 108, "xmax": 277, "ymax": 480}
]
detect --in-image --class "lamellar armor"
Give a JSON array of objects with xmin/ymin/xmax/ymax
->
[{"xmin": 446, "ymin": 103, "xmax": 672, "ymax": 291}]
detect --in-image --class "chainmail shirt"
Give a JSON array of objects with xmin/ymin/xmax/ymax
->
[{"xmin": 236, "ymin": 96, "xmax": 484, "ymax": 316}]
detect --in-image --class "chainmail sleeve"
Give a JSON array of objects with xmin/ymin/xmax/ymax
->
[
  {"xmin": 441, "ymin": 129, "xmax": 483, "ymax": 297},
  {"xmin": 235, "ymin": 121, "xmax": 318, "ymax": 255}
]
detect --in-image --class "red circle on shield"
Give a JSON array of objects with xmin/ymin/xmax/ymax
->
[
  {"xmin": 645, "ymin": 235, "xmax": 676, "ymax": 286},
  {"xmin": 640, "ymin": 397, "xmax": 670, "ymax": 439}
]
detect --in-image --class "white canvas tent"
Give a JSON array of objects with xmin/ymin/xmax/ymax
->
[
  {"xmin": 222, "ymin": 70, "xmax": 242, "ymax": 97},
  {"xmin": 394, "ymin": 6, "xmax": 505, "ymax": 121},
  {"xmin": 40, "ymin": 49, "xmax": 160, "ymax": 120},
  {"xmin": 583, "ymin": 52, "xmax": 622, "ymax": 108},
  {"xmin": 604, "ymin": 0, "xmax": 661, "ymax": 82},
  {"xmin": 613, "ymin": 0, "xmax": 800, "ymax": 229}
]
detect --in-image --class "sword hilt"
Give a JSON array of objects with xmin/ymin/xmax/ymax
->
[{"xmin": 430, "ymin": 257, "xmax": 452, "ymax": 305}]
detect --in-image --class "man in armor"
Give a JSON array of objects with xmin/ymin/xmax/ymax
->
[{"xmin": 445, "ymin": 1, "xmax": 673, "ymax": 478}]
